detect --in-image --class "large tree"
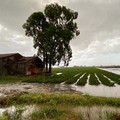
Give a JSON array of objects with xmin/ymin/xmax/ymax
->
[{"xmin": 23, "ymin": 3, "xmax": 79, "ymax": 74}]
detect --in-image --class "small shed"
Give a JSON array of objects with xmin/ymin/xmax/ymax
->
[
  {"xmin": 15, "ymin": 56, "xmax": 44, "ymax": 75},
  {"xmin": 0, "ymin": 53, "xmax": 44, "ymax": 75}
]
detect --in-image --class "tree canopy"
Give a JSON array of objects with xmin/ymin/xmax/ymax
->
[{"xmin": 23, "ymin": 3, "xmax": 80, "ymax": 73}]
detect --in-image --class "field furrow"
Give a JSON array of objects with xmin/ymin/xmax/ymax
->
[
  {"xmin": 95, "ymin": 73, "xmax": 102, "ymax": 84},
  {"xmin": 98, "ymin": 69, "xmax": 120, "ymax": 85},
  {"xmin": 77, "ymin": 73, "xmax": 89, "ymax": 86},
  {"xmin": 102, "ymin": 75, "xmax": 115, "ymax": 84},
  {"xmin": 96, "ymin": 73, "xmax": 114, "ymax": 86},
  {"xmin": 66, "ymin": 73, "xmax": 83, "ymax": 84},
  {"xmin": 89, "ymin": 73, "xmax": 100, "ymax": 85},
  {"xmin": 75, "ymin": 73, "xmax": 86, "ymax": 85}
]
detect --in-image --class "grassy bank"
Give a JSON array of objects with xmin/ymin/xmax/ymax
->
[
  {"xmin": 0, "ymin": 93, "xmax": 120, "ymax": 120},
  {"xmin": 0, "ymin": 93, "xmax": 120, "ymax": 107},
  {"xmin": 1, "ymin": 104, "xmax": 120, "ymax": 120}
]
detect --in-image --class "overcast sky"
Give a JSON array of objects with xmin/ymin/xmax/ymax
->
[{"xmin": 0, "ymin": 0, "xmax": 120, "ymax": 66}]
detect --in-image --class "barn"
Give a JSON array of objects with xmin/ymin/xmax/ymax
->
[{"xmin": 0, "ymin": 53, "xmax": 44, "ymax": 75}]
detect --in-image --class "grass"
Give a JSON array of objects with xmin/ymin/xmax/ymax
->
[
  {"xmin": 0, "ymin": 67, "xmax": 120, "ymax": 86},
  {"xmin": 0, "ymin": 93, "xmax": 120, "ymax": 107},
  {"xmin": 0, "ymin": 67, "xmax": 120, "ymax": 119},
  {"xmin": 0, "ymin": 105, "xmax": 120, "ymax": 120},
  {"xmin": 0, "ymin": 93, "xmax": 120, "ymax": 120},
  {"xmin": 0, "ymin": 105, "xmax": 119, "ymax": 120},
  {"xmin": 0, "ymin": 75, "xmax": 24, "ymax": 83},
  {"xmin": 30, "ymin": 105, "xmax": 78, "ymax": 120},
  {"xmin": 0, "ymin": 92, "xmax": 120, "ymax": 120}
]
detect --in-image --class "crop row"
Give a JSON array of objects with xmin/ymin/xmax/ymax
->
[
  {"xmin": 59, "ymin": 67, "xmax": 120, "ymax": 86},
  {"xmin": 1, "ymin": 67, "xmax": 120, "ymax": 87},
  {"xmin": 77, "ymin": 73, "xmax": 89, "ymax": 86},
  {"xmin": 89, "ymin": 73, "xmax": 100, "ymax": 85},
  {"xmin": 97, "ymin": 69, "xmax": 120, "ymax": 85}
]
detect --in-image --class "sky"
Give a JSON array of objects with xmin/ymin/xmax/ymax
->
[{"xmin": 0, "ymin": 0, "xmax": 120, "ymax": 66}]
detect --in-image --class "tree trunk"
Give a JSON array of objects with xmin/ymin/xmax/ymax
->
[
  {"xmin": 45, "ymin": 62, "xmax": 48, "ymax": 73},
  {"xmin": 45, "ymin": 52, "xmax": 48, "ymax": 73},
  {"xmin": 48, "ymin": 60, "xmax": 52, "ymax": 74},
  {"xmin": 48, "ymin": 53, "xmax": 52, "ymax": 74}
]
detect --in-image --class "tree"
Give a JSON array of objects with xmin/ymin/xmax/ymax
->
[{"xmin": 23, "ymin": 3, "xmax": 80, "ymax": 74}]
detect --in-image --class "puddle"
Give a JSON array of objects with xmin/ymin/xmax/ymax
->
[
  {"xmin": 0, "ymin": 83, "xmax": 83, "ymax": 97},
  {"xmin": 71, "ymin": 84, "xmax": 120, "ymax": 97},
  {"xmin": 0, "ymin": 104, "xmax": 119, "ymax": 120},
  {"xmin": 0, "ymin": 105, "xmax": 36, "ymax": 119},
  {"xmin": 86, "ymin": 74, "xmax": 90, "ymax": 85},
  {"xmin": 54, "ymin": 84, "xmax": 82, "ymax": 94},
  {"xmin": 60, "ymin": 81, "xmax": 66, "ymax": 85},
  {"xmin": 74, "ymin": 73, "xmax": 85, "ymax": 85},
  {"xmin": 0, "ymin": 81, "xmax": 120, "ymax": 98},
  {"xmin": 74, "ymin": 73, "xmax": 81, "ymax": 77},
  {"xmin": 103, "ymin": 74, "xmax": 115, "ymax": 83},
  {"xmin": 95, "ymin": 73, "xmax": 102, "ymax": 84},
  {"xmin": 100, "ymin": 68, "xmax": 120, "ymax": 75},
  {"xmin": 74, "ymin": 106, "xmax": 120, "ymax": 120},
  {"xmin": 0, "ymin": 93, "xmax": 5, "ymax": 97}
]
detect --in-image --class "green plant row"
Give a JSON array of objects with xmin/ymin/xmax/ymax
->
[
  {"xmin": 96, "ymin": 73, "xmax": 114, "ymax": 86},
  {"xmin": 89, "ymin": 73, "xmax": 100, "ymax": 85},
  {"xmin": 77, "ymin": 73, "xmax": 89, "ymax": 86},
  {"xmin": 66, "ymin": 72, "xmax": 83, "ymax": 84},
  {"xmin": 98, "ymin": 69, "xmax": 120, "ymax": 85}
]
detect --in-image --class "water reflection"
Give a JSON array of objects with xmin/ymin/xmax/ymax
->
[
  {"xmin": 70, "ymin": 84, "xmax": 120, "ymax": 97},
  {"xmin": 0, "ymin": 82, "xmax": 120, "ymax": 98}
]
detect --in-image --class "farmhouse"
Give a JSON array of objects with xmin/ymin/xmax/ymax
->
[{"xmin": 0, "ymin": 53, "xmax": 44, "ymax": 75}]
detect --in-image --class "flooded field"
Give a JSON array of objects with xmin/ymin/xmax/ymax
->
[
  {"xmin": 71, "ymin": 84, "xmax": 120, "ymax": 97},
  {"xmin": 0, "ymin": 67, "xmax": 120, "ymax": 98},
  {"xmin": 0, "ymin": 82, "xmax": 120, "ymax": 98},
  {"xmin": 101, "ymin": 68, "xmax": 120, "ymax": 75}
]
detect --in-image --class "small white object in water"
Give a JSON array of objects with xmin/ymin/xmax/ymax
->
[{"xmin": 56, "ymin": 73, "xmax": 63, "ymax": 75}]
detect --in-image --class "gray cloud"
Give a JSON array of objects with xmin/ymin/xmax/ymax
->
[
  {"xmin": 70, "ymin": 0, "xmax": 120, "ymax": 48},
  {"xmin": 0, "ymin": 0, "xmax": 120, "ymax": 66}
]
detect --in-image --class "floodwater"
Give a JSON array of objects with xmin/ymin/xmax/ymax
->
[
  {"xmin": 70, "ymin": 68, "xmax": 120, "ymax": 97},
  {"xmin": 100, "ymin": 68, "xmax": 120, "ymax": 75},
  {"xmin": 74, "ymin": 106, "xmax": 120, "ymax": 120},
  {"xmin": 71, "ymin": 84, "xmax": 120, "ymax": 97},
  {"xmin": 0, "ymin": 105, "xmax": 36, "ymax": 119},
  {"xmin": 0, "ymin": 82, "xmax": 120, "ymax": 98},
  {"xmin": 0, "ymin": 82, "xmax": 82, "ymax": 97},
  {"xmin": 0, "ymin": 68, "xmax": 120, "ymax": 98},
  {"xmin": 0, "ymin": 105, "xmax": 120, "ymax": 120}
]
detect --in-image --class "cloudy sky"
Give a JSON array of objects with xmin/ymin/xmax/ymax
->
[{"xmin": 0, "ymin": 0, "xmax": 120, "ymax": 66}]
